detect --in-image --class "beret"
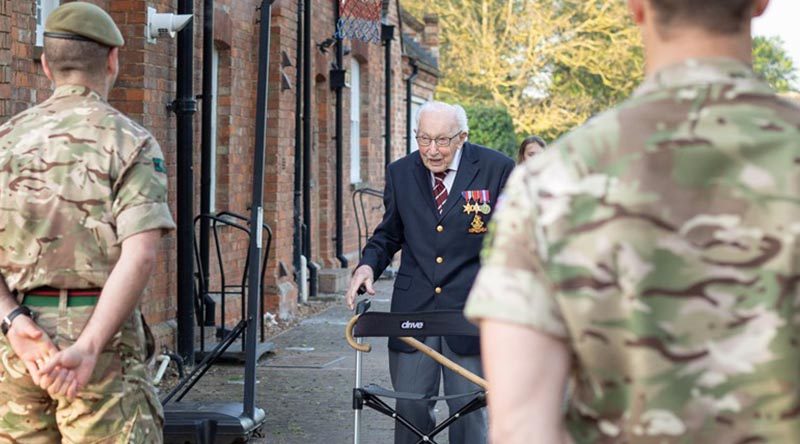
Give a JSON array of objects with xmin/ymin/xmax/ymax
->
[{"xmin": 44, "ymin": 2, "xmax": 124, "ymax": 48}]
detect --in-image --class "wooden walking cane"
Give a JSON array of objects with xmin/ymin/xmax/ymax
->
[{"xmin": 345, "ymin": 315, "xmax": 489, "ymax": 390}]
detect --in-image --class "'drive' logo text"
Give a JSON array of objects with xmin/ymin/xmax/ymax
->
[{"xmin": 401, "ymin": 321, "xmax": 424, "ymax": 330}]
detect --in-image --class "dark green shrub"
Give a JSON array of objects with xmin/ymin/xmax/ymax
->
[{"xmin": 463, "ymin": 105, "xmax": 517, "ymax": 158}]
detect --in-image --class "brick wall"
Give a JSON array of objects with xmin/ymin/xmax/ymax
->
[{"xmin": 0, "ymin": 0, "xmax": 437, "ymax": 352}]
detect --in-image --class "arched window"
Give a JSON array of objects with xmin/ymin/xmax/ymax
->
[{"xmin": 349, "ymin": 58, "xmax": 361, "ymax": 184}]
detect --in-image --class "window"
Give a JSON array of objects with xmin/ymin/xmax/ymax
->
[
  {"xmin": 209, "ymin": 46, "xmax": 220, "ymax": 212},
  {"xmin": 36, "ymin": 0, "xmax": 60, "ymax": 47},
  {"xmin": 349, "ymin": 59, "xmax": 362, "ymax": 184},
  {"xmin": 409, "ymin": 97, "xmax": 425, "ymax": 153}
]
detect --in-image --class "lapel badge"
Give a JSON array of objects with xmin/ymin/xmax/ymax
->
[{"xmin": 468, "ymin": 214, "xmax": 488, "ymax": 234}]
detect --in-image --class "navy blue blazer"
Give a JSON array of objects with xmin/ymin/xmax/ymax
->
[{"xmin": 359, "ymin": 142, "xmax": 515, "ymax": 354}]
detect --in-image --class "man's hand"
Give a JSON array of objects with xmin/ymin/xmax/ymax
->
[
  {"xmin": 39, "ymin": 341, "xmax": 98, "ymax": 401},
  {"xmin": 5, "ymin": 315, "xmax": 58, "ymax": 386},
  {"xmin": 346, "ymin": 265, "xmax": 376, "ymax": 310}
]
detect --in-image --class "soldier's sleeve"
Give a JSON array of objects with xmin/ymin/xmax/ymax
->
[
  {"xmin": 464, "ymin": 166, "xmax": 568, "ymax": 340},
  {"xmin": 112, "ymin": 136, "xmax": 176, "ymax": 242}
]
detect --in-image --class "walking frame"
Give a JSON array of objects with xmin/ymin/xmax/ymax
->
[{"xmin": 345, "ymin": 300, "xmax": 488, "ymax": 444}]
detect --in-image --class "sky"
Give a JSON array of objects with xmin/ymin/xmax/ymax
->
[{"xmin": 752, "ymin": 0, "xmax": 800, "ymax": 75}]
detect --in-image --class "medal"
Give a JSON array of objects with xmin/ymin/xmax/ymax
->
[
  {"xmin": 468, "ymin": 214, "xmax": 488, "ymax": 234},
  {"xmin": 478, "ymin": 190, "xmax": 491, "ymax": 214},
  {"xmin": 462, "ymin": 191, "xmax": 478, "ymax": 214}
]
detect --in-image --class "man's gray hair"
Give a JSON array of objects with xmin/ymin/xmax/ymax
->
[{"xmin": 415, "ymin": 101, "xmax": 470, "ymax": 134}]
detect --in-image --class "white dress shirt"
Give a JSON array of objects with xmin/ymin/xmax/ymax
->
[{"xmin": 429, "ymin": 146, "xmax": 463, "ymax": 193}]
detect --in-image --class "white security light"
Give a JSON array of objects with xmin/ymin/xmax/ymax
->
[{"xmin": 147, "ymin": 7, "xmax": 193, "ymax": 44}]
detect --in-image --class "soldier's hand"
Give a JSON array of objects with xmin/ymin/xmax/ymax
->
[
  {"xmin": 346, "ymin": 265, "xmax": 376, "ymax": 310},
  {"xmin": 39, "ymin": 342, "xmax": 99, "ymax": 401},
  {"xmin": 5, "ymin": 315, "xmax": 58, "ymax": 386},
  {"xmin": 43, "ymin": 367, "xmax": 78, "ymax": 400}
]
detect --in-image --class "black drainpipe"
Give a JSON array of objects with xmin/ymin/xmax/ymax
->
[
  {"xmin": 175, "ymin": 0, "xmax": 196, "ymax": 364},
  {"xmin": 302, "ymin": 0, "xmax": 317, "ymax": 296},
  {"xmin": 405, "ymin": 59, "xmax": 418, "ymax": 155},
  {"xmin": 333, "ymin": 1, "xmax": 347, "ymax": 268},
  {"xmin": 199, "ymin": 0, "xmax": 215, "ymax": 326},
  {"xmin": 292, "ymin": 0, "xmax": 303, "ymax": 280},
  {"xmin": 382, "ymin": 24, "xmax": 394, "ymax": 167}
]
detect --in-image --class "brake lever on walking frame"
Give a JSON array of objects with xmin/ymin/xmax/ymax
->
[{"xmin": 355, "ymin": 298, "xmax": 371, "ymax": 315}]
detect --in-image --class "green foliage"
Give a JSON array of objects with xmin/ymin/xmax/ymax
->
[
  {"xmin": 403, "ymin": 2, "xmax": 798, "ymax": 141},
  {"xmin": 464, "ymin": 105, "xmax": 517, "ymax": 158},
  {"xmin": 752, "ymin": 36, "xmax": 798, "ymax": 92}
]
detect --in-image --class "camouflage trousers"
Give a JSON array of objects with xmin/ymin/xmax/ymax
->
[{"xmin": 0, "ymin": 294, "xmax": 163, "ymax": 443}]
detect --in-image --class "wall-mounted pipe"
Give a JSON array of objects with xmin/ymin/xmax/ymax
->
[
  {"xmin": 382, "ymin": 25, "xmax": 395, "ymax": 167},
  {"xmin": 175, "ymin": 0, "xmax": 196, "ymax": 364},
  {"xmin": 333, "ymin": 0, "xmax": 348, "ymax": 269},
  {"xmin": 302, "ymin": 0, "xmax": 318, "ymax": 297},
  {"xmin": 292, "ymin": 0, "xmax": 304, "ymax": 281}
]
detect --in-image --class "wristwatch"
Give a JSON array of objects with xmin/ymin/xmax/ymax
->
[{"xmin": 1, "ymin": 306, "xmax": 33, "ymax": 336}]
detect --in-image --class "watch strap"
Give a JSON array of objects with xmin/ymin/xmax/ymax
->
[{"xmin": 1, "ymin": 306, "xmax": 33, "ymax": 336}]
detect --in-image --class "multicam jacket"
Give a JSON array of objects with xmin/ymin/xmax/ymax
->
[
  {"xmin": 466, "ymin": 58, "xmax": 800, "ymax": 443},
  {"xmin": 0, "ymin": 85, "xmax": 175, "ymax": 292}
]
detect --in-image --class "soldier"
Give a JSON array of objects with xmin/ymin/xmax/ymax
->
[
  {"xmin": 0, "ymin": 2, "xmax": 174, "ymax": 442},
  {"xmin": 465, "ymin": 0, "xmax": 800, "ymax": 443}
]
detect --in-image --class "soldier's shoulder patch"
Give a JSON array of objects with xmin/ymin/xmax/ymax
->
[{"xmin": 153, "ymin": 158, "xmax": 167, "ymax": 173}]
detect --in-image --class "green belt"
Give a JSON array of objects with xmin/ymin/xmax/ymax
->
[{"xmin": 23, "ymin": 294, "xmax": 99, "ymax": 308}]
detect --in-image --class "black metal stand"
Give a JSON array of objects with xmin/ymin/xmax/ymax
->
[
  {"xmin": 352, "ymin": 188, "xmax": 384, "ymax": 259},
  {"xmin": 192, "ymin": 212, "xmax": 274, "ymax": 363},
  {"xmin": 162, "ymin": 1, "xmax": 275, "ymax": 442}
]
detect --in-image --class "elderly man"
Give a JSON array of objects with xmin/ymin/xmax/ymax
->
[
  {"xmin": 466, "ymin": 0, "xmax": 800, "ymax": 443},
  {"xmin": 0, "ymin": 3, "xmax": 174, "ymax": 442},
  {"xmin": 346, "ymin": 101, "xmax": 514, "ymax": 443}
]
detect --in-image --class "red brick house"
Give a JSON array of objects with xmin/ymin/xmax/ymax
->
[{"xmin": 1, "ymin": 0, "xmax": 438, "ymax": 352}]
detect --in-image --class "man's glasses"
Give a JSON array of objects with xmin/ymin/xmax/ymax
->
[{"xmin": 416, "ymin": 131, "xmax": 462, "ymax": 147}]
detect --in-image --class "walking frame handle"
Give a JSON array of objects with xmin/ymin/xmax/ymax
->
[{"xmin": 344, "ymin": 315, "xmax": 489, "ymax": 390}]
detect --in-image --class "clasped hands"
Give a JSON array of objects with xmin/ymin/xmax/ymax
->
[{"xmin": 6, "ymin": 315, "xmax": 97, "ymax": 401}]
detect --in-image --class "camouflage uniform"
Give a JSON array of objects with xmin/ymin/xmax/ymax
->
[
  {"xmin": 0, "ymin": 85, "xmax": 175, "ymax": 443},
  {"xmin": 465, "ymin": 58, "xmax": 800, "ymax": 443}
]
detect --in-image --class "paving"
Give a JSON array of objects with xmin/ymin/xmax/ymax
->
[{"xmin": 168, "ymin": 278, "xmax": 452, "ymax": 443}]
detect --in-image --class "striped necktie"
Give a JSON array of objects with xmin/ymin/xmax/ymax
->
[{"xmin": 433, "ymin": 171, "xmax": 448, "ymax": 214}]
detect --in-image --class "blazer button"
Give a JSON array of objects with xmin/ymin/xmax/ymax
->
[
  {"xmin": 436, "ymin": 225, "xmax": 444, "ymax": 232},
  {"xmin": 435, "ymin": 287, "xmax": 442, "ymax": 294},
  {"xmin": 436, "ymin": 257, "xmax": 443, "ymax": 264}
]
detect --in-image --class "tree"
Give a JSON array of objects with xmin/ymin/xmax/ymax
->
[
  {"xmin": 463, "ymin": 105, "xmax": 517, "ymax": 157},
  {"xmin": 403, "ymin": 0, "xmax": 643, "ymax": 140},
  {"xmin": 752, "ymin": 36, "xmax": 798, "ymax": 93},
  {"xmin": 403, "ymin": 1, "xmax": 798, "ymax": 140}
]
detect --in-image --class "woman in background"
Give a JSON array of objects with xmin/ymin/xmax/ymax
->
[{"xmin": 516, "ymin": 135, "xmax": 547, "ymax": 163}]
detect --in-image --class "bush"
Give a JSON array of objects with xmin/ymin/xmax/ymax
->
[{"xmin": 463, "ymin": 105, "xmax": 517, "ymax": 158}]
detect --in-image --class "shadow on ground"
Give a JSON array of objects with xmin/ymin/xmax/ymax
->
[{"xmin": 162, "ymin": 278, "xmax": 453, "ymax": 443}]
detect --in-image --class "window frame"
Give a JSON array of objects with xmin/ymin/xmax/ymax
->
[
  {"xmin": 209, "ymin": 45, "xmax": 220, "ymax": 212},
  {"xmin": 36, "ymin": 0, "xmax": 61, "ymax": 48},
  {"xmin": 409, "ymin": 96, "xmax": 426, "ymax": 153},
  {"xmin": 349, "ymin": 58, "xmax": 362, "ymax": 184}
]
